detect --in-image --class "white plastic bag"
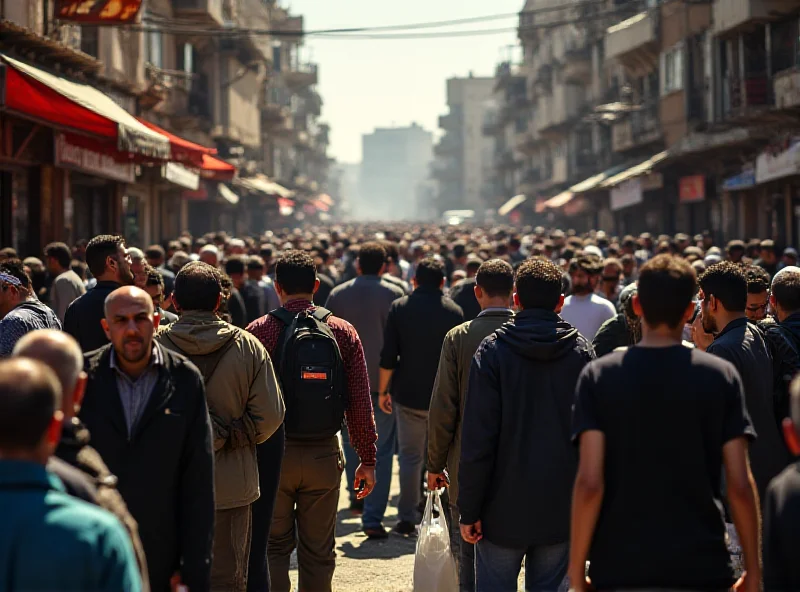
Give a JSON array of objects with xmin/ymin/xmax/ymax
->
[{"xmin": 413, "ymin": 490, "xmax": 458, "ymax": 592}]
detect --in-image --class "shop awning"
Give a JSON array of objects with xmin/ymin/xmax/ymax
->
[
  {"xmin": 218, "ymin": 184, "xmax": 240, "ymax": 205},
  {"xmin": 543, "ymin": 191, "xmax": 575, "ymax": 210},
  {"xmin": 311, "ymin": 197, "xmax": 330, "ymax": 212},
  {"xmin": 317, "ymin": 194, "xmax": 335, "ymax": 207},
  {"xmin": 542, "ymin": 165, "xmax": 628, "ymax": 210},
  {"xmin": 498, "ymin": 194, "xmax": 527, "ymax": 216},
  {"xmin": 1, "ymin": 54, "xmax": 170, "ymax": 159},
  {"xmin": 200, "ymin": 154, "xmax": 237, "ymax": 181},
  {"xmin": 600, "ymin": 151, "xmax": 670, "ymax": 189},
  {"xmin": 235, "ymin": 174, "xmax": 294, "ymax": 198},
  {"xmin": 138, "ymin": 119, "xmax": 216, "ymax": 167}
]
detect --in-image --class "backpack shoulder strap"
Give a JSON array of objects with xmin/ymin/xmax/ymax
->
[
  {"xmin": 269, "ymin": 307, "xmax": 296, "ymax": 327},
  {"xmin": 311, "ymin": 307, "xmax": 333, "ymax": 323}
]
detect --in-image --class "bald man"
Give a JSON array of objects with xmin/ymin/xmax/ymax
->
[
  {"xmin": 13, "ymin": 329, "xmax": 150, "ymax": 590},
  {"xmin": 78, "ymin": 286, "xmax": 215, "ymax": 592}
]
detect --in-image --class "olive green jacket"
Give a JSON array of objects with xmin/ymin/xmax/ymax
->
[{"xmin": 427, "ymin": 309, "xmax": 514, "ymax": 505}]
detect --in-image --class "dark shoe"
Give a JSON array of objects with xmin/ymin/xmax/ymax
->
[
  {"xmin": 392, "ymin": 520, "xmax": 417, "ymax": 536},
  {"xmin": 349, "ymin": 500, "xmax": 364, "ymax": 515},
  {"xmin": 363, "ymin": 526, "xmax": 389, "ymax": 540}
]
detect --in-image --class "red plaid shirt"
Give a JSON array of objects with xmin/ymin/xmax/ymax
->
[{"xmin": 247, "ymin": 299, "xmax": 377, "ymax": 466}]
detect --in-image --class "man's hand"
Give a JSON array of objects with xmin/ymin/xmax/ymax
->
[
  {"xmin": 378, "ymin": 392, "xmax": 393, "ymax": 414},
  {"xmin": 691, "ymin": 312, "xmax": 714, "ymax": 350},
  {"xmin": 354, "ymin": 464, "xmax": 376, "ymax": 500},
  {"xmin": 460, "ymin": 521, "xmax": 482, "ymax": 544},
  {"xmin": 567, "ymin": 575, "xmax": 594, "ymax": 592},
  {"xmin": 732, "ymin": 570, "xmax": 759, "ymax": 592},
  {"xmin": 427, "ymin": 472, "xmax": 448, "ymax": 492}
]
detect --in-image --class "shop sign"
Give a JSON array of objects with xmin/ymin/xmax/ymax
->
[
  {"xmin": 679, "ymin": 175, "xmax": 705, "ymax": 202},
  {"xmin": 55, "ymin": 133, "xmax": 135, "ymax": 183},
  {"xmin": 722, "ymin": 169, "xmax": 756, "ymax": 191},
  {"xmin": 56, "ymin": 0, "xmax": 143, "ymax": 24},
  {"xmin": 163, "ymin": 163, "xmax": 200, "ymax": 190},
  {"xmin": 610, "ymin": 179, "xmax": 643, "ymax": 211},
  {"xmin": 640, "ymin": 172, "xmax": 663, "ymax": 191},
  {"xmin": 756, "ymin": 142, "xmax": 800, "ymax": 184}
]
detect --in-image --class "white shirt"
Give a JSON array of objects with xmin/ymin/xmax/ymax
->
[{"xmin": 560, "ymin": 293, "xmax": 617, "ymax": 340}]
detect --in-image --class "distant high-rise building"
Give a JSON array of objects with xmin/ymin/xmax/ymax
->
[
  {"xmin": 359, "ymin": 123, "xmax": 433, "ymax": 220},
  {"xmin": 432, "ymin": 75, "xmax": 495, "ymax": 214}
]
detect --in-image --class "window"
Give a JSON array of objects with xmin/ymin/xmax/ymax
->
[
  {"xmin": 80, "ymin": 26, "xmax": 99, "ymax": 58},
  {"xmin": 660, "ymin": 44, "xmax": 684, "ymax": 95}
]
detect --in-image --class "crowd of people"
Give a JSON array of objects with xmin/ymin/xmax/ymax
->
[{"xmin": 0, "ymin": 224, "xmax": 799, "ymax": 592}]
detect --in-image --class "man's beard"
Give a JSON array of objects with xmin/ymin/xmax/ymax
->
[
  {"xmin": 119, "ymin": 269, "xmax": 136, "ymax": 286},
  {"xmin": 702, "ymin": 312, "xmax": 717, "ymax": 335}
]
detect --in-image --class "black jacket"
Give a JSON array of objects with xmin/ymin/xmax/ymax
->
[
  {"xmin": 592, "ymin": 313, "xmax": 634, "ymax": 358},
  {"xmin": 79, "ymin": 344, "xmax": 215, "ymax": 592},
  {"xmin": 459, "ymin": 309, "xmax": 595, "ymax": 547},
  {"xmin": 380, "ymin": 286, "xmax": 464, "ymax": 410},
  {"xmin": 63, "ymin": 280, "xmax": 121, "ymax": 352},
  {"xmin": 449, "ymin": 278, "xmax": 481, "ymax": 321}
]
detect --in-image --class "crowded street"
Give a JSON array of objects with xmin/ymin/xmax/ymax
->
[{"xmin": 3, "ymin": 0, "xmax": 800, "ymax": 591}]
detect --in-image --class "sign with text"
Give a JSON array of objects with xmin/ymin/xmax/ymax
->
[
  {"xmin": 55, "ymin": 133, "xmax": 135, "ymax": 183},
  {"xmin": 610, "ymin": 178, "xmax": 643, "ymax": 211},
  {"xmin": 756, "ymin": 142, "xmax": 800, "ymax": 184},
  {"xmin": 56, "ymin": 0, "xmax": 143, "ymax": 24},
  {"xmin": 679, "ymin": 175, "xmax": 706, "ymax": 202}
]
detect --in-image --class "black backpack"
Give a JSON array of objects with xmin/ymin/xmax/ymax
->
[{"xmin": 269, "ymin": 307, "xmax": 347, "ymax": 439}]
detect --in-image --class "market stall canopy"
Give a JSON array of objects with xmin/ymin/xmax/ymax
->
[
  {"xmin": 543, "ymin": 191, "xmax": 575, "ymax": 210},
  {"xmin": 138, "ymin": 119, "xmax": 216, "ymax": 167},
  {"xmin": 543, "ymin": 163, "xmax": 632, "ymax": 210},
  {"xmin": 498, "ymin": 194, "xmax": 527, "ymax": 216},
  {"xmin": 311, "ymin": 197, "xmax": 330, "ymax": 212},
  {"xmin": 200, "ymin": 154, "xmax": 237, "ymax": 181},
  {"xmin": 317, "ymin": 194, "xmax": 335, "ymax": 207},
  {"xmin": 235, "ymin": 174, "xmax": 294, "ymax": 198},
  {"xmin": 1, "ymin": 54, "xmax": 170, "ymax": 159},
  {"xmin": 218, "ymin": 184, "xmax": 239, "ymax": 205},
  {"xmin": 600, "ymin": 151, "xmax": 670, "ymax": 189}
]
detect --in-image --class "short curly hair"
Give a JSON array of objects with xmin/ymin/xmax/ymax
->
[
  {"xmin": 275, "ymin": 250, "xmax": 317, "ymax": 295},
  {"xmin": 515, "ymin": 258, "xmax": 563, "ymax": 310}
]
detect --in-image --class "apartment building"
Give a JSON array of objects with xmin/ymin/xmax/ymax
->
[
  {"xmin": 432, "ymin": 75, "xmax": 494, "ymax": 214},
  {"xmin": 0, "ymin": 0, "xmax": 332, "ymax": 254},
  {"xmin": 360, "ymin": 124, "xmax": 433, "ymax": 220}
]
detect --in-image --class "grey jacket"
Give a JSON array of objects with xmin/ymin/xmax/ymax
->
[
  {"xmin": 50, "ymin": 270, "xmax": 86, "ymax": 323},
  {"xmin": 427, "ymin": 309, "xmax": 514, "ymax": 504},
  {"xmin": 325, "ymin": 275, "xmax": 405, "ymax": 390}
]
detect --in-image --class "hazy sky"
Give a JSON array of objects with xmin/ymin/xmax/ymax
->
[{"xmin": 288, "ymin": 0, "xmax": 524, "ymax": 164}]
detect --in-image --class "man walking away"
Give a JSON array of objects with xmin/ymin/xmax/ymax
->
[
  {"xmin": 157, "ymin": 262, "xmax": 285, "ymax": 592},
  {"xmin": 570, "ymin": 255, "xmax": 761, "ymax": 592},
  {"xmin": 44, "ymin": 241, "xmax": 86, "ymax": 322},
  {"xmin": 448, "ymin": 255, "xmax": 484, "ymax": 321},
  {"xmin": 248, "ymin": 255, "xmax": 281, "ymax": 313},
  {"xmin": 247, "ymin": 251, "xmax": 377, "ymax": 592},
  {"xmin": 0, "ymin": 358, "xmax": 142, "ymax": 592},
  {"xmin": 0, "ymin": 259, "xmax": 62, "ymax": 357},
  {"xmin": 80, "ymin": 286, "xmax": 214, "ymax": 592},
  {"xmin": 145, "ymin": 245, "xmax": 175, "ymax": 298},
  {"xmin": 12, "ymin": 329, "xmax": 150, "ymax": 588},
  {"xmin": 65, "ymin": 235, "xmax": 135, "ymax": 352},
  {"xmin": 144, "ymin": 266, "xmax": 178, "ymax": 326},
  {"xmin": 764, "ymin": 375, "xmax": 800, "ymax": 591},
  {"xmin": 560, "ymin": 256, "xmax": 616, "ymax": 340},
  {"xmin": 225, "ymin": 256, "xmax": 249, "ymax": 328},
  {"xmin": 459, "ymin": 259, "xmax": 594, "ymax": 591},
  {"xmin": 428, "ymin": 259, "xmax": 515, "ymax": 591},
  {"xmin": 694, "ymin": 261, "xmax": 791, "ymax": 501},
  {"xmin": 379, "ymin": 257, "xmax": 464, "ymax": 535},
  {"xmin": 325, "ymin": 241, "xmax": 405, "ymax": 537}
]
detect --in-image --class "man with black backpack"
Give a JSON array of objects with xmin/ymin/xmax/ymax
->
[
  {"xmin": 156, "ymin": 262, "xmax": 285, "ymax": 592},
  {"xmin": 247, "ymin": 250, "xmax": 377, "ymax": 592}
]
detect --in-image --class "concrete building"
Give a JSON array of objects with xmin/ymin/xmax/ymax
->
[
  {"xmin": 358, "ymin": 124, "xmax": 433, "ymax": 220},
  {"xmin": 433, "ymin": 75, "xmax": 495, "ymax": 214}
]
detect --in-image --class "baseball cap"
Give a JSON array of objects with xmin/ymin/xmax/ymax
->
[
  {"xmin": 0, "ymin": 272, "xmax": 22, "ymax": 287},
  {"xmin": 784, "ymin": 247, "xmax": 798, "ymax": 258}
]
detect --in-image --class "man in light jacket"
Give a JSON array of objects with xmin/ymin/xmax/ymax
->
[
  {"xmin": 156, "ymin": 261, "xmax": 285, "ymax": 592},
  {"xmin": 428, "ymin": 259, "xmax": 515, "ymax": 591}
]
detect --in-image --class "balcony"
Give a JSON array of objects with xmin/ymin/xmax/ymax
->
[
  {"xmin": 562, "ymin": 43, "xmax": 592, "ymax": 84},
  {"xmin": 532, "ymin": 64, "xmax": 553, "ymax": 96},
  {"xmin": 482, "ymin": 112, "xmax": 502, "ymax": 136},
  {"xmin": 144, "ymin": 64, "xmax": 197, "ymax": 115},
  {"xmin": 495, "ymin": 149, "xmax": 520, "ymax": 171},
  {"xmin": 434, "ymin": 133, "xmax": 461, "ymax": 157},
  {"xmin": 283, "ymin": 60, "xmax": 318, "ymax": 90},
  {"xmin": 275, "ymin": 15, "xmax": 304, "ymax": 42},
  {"xmin": 439, "ymin": 109, "xmax": 462, "ymax": 131},
  {"xmin": 720, "ymin": 75, "xmax": 773, "ymax": 120},
  {"xmin": 173, "ymin": 0, "xmax": 224, "ymax": 27},
  {"xmin": 516, "ymin": 130, "xmax": 543, "ymax": 154},
  {"xmin": 605, "ymin": 10, "xmax": 659, "ymax": 71},
  {"xmin": 713, "ymin": 0, "xmax": 790, "ymax": 36},
  {"xmin": 611, "ymin": 102, "xmax": 662, "ymax": 152},
  {"xmin": 517, "ymin": 168, "xmax": 545, "ymax": 193}
]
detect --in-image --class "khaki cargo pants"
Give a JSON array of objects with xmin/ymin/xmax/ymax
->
[
  {"xmin": 212, "ymin": 504, "xmax": 253, "ymax": 592},
  {"xmin": 268, "ymin": 436, "xmax": 344, "ymax": 592}
]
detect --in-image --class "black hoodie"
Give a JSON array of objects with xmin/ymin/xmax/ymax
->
[{"xmin": 459, "ymin": 309, "xmax": 595, "ymax": 547}]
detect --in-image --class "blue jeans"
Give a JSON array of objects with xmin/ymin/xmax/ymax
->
[
  {"xmin": 342, "ymin": 393, "xmax": 397, "ymax": 528},
  {"xmin": 475, "ymin": 538, "xmax": 568, "ymax": 592},
  {"xmin": 448, "ymin": 505, "xmax": 475, "ymax": 592}
]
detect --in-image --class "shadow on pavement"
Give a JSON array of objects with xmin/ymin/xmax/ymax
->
[{"xmin": 337, "ymin": 536, "xmax": 417, "ymax": 561}]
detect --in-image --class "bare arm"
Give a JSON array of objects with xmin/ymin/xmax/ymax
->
[
  {"xmin": 568, "ymin": 430, "xmax": 605, "ymax": 589},
  {"xmin": 723, "ymin": 437, "xmax": 762, "ymax": 582}
]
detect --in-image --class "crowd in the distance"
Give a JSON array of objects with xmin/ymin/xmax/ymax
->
[{"xmin": 0, "ymin": 224, "xmax": 799, "ymax": 592}]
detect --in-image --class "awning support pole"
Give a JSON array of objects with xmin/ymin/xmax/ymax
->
[{"xmin": 13, "ymin": 124, "xmax": 40, "ymax": 160}]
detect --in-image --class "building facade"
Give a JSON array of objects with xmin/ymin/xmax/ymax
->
[{"xmin": 359, "ymin": 124, "xmax": 433, "ymax": 220}]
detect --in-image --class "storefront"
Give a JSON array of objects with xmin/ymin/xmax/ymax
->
[
  {"xmin": 755, "ymin": 140, "xmax": 800, "ymax": 247},
  {"xmin": 720, "ymin": 168, "xmax": 757, "ymax": 242}
]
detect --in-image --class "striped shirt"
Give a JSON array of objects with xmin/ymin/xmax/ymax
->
[{"xmin": 110, "ymin": 343, "xmax": 163, "ymax": 436}]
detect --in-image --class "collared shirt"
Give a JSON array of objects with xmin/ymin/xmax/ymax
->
[
  {"xmin": 110, "ymin": 343, "xmax": 163, "ymax": 436},
  {"xmin": 247, "ymin": 298, "xmax": 377, "ymax": 465},
  {"xmin": 0, "ymin": 298, "xmax": 62, "ymax": 357}
]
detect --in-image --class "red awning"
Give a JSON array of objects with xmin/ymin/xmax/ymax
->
[
  {"xmin": 138, "ymin": 119, "xmax": 217, "ymax": 168},
  {"xmin": 311, "ymin": 198, "xmax": 330, "ymax": 212},
  {"xmin": 200, "ymin": 154, "xmax": 236, "ymax": 181}
]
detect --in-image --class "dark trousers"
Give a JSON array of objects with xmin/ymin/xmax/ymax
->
[
  {"xmin": 212, "ymin": 505, "xmax": 253, "ymax": 592},
  {"xmin": 247, "ymin": 425, "xmax": 286, "ymax": 592}
]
